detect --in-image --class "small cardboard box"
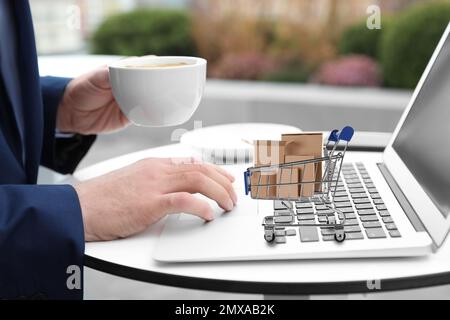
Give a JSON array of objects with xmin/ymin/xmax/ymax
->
[
  {"xmin": 253, "ymin": 140, "xmax": 286, "ymax": 166},
  {"xmin": 282, "ymin": 133, "xmax": 323, "ymax": 191},
  {"xmin": 283, "ymin": 155, "xmax": 315, "ymax": 197},
  {"xmin": 276, "ymin": 166, "xmax": 299, "ymax": 199},
  {"xmin": 251, "ymin": 140, "xmax": 286, "ymax": 199},
  {"xmin": 250, "ymin": 170, "xmax": 278, "ymax": 199}
]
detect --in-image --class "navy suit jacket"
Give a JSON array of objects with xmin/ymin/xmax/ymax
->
[{"xmin": 0, "ymin": 1, "xmax": 95, "ymax": 299}]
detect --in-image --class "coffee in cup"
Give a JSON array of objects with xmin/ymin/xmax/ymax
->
[{"xmin": 124, "ymin": 62, "xmax": 191, "ymax": 69}]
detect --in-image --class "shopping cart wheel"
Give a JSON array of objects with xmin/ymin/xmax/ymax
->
[
  {"xmin": 334, "ymin": 231, "xmax": 346, "ymax": 243},
  {"xmin": 264, "ymin": 228, "xmax": 275, "ymax": 243}
]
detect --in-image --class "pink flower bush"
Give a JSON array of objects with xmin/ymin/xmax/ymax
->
[
  {"xmin": 311, "ymin": 55, "xmax": 381, "ymax": 87},
  {"xmin": 210, "ymin": 52, "xmax": 278, "ymax": 80}
]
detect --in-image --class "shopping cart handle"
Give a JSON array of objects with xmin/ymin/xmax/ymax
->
[
  {"xmin": 338, "ymin": 126, "xmax": 354, "ymax": 142},
  {"xmin": 244, "ymin": 170, "xmax": 250, "ymax": 195},
  {"xmin": 327, "ymin": 129, "xmax": 339, "ymax": 142}
]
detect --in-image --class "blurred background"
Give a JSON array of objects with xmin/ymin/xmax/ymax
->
[
  {"xmin": 31, "ymin": 0, "xmax": 450, "ymax": 299},
  {"xmin": 32, "ymin": 0, "xmax": 450, "ymax": 89},
  {"xmin": 32, "ymin": 0, "xmax": 450, "ymax": 175}
]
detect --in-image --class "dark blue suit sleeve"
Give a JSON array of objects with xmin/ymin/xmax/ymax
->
[
  {"xmin": 0, "ymin": 184, "xmax": 84, "ymax": 299},
  {"xmin": 40, "ymin": 76, "xmax": 96, "ymax": 174}
]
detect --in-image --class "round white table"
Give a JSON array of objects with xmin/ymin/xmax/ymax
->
[{"xmin": 74, "ymin": 142, "xmax": 450, "ymax": 296}]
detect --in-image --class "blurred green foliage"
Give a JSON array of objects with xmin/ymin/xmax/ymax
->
[
  {"xmin": 380, "ymin": 2, "xmax": 450, "ymax": 89},
  {"xmin": 90, "ymin": 9, "xmax": 196, "ymax": 56},
  {"xmin": 89, "ymin": 2, "xmax": 450, "ymax": 88},
  {"xmin": 338, "ymin": 20, "xmax": 385, "ymax": 59}
]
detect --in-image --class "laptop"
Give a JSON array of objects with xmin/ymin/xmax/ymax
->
[{"xmin": 153, "ymin": 23, "xmax": 450, "ymax": 262}]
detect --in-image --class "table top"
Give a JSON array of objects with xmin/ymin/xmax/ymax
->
[{"xmin": 75, "ymin": 138, "xmax": 450, "ymax": 295}]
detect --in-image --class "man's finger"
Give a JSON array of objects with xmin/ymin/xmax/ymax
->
[
  {"xmin": 167, "ymin": 157, "xmax": 235, "ymax": 182},
  {"xmin": 210, "ymin": 164, "xmax": 235, "ymax": 183},
  {"xmin": 83, "ymin": 65, "xmax": 111, "ymax": 91},
  {"xmin": 158, "ymin": 192, "xmax": 214, "ymax": 221},
  {"xmin": 168, "ymin": 162, "xmax": 237, "ymax": 204},
  {"xmin": 162, "ymin": 171, "xmax": 234, "ymax": 212}
]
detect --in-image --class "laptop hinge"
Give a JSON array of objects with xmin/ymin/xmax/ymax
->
[{"xmin": 377, "ymin": 163, "xmax": 426, "ymax": 233}]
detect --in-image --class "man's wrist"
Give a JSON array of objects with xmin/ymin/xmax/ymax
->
[
  {"xmin": 56, "ymin": 79, "xmax": 75, "ymax": 133},
  {"xmin": 73, "ymin": 183, "xmax": 96, "ymax": 242}
]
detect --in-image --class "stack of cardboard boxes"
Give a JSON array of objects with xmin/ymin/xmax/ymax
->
[{"xmin": 251, "ymin": 133, "xmax": 323, "ymax": 199}]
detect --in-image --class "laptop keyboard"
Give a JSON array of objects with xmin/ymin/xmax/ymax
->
[{"xmin": 273, "ymin": 162, "xmax": 402, "ymax": 243}]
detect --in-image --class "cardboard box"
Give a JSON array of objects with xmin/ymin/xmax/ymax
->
[
  {"xmin": 282, "ymin": 133, "xmax": 323, "ymax": 191},
  {"xmin": 250, "ymin": 170, "xmax": 278, "ymax": 199},
  {"xmin": 282, "ymin": 133, "xmax": 323, "ymax": 156},
  {"xmin": 251, "ymin": 140, "xmax": 285, "ymax": 199},
  {"xmin": 283, "ymin": 155, "xmax": 315, "ymax": 197},
  {"xmin": 276, "ymin": 166, "xmax": 299, "ymax": 199},
  {"xmin": 253, "ymin": 140, "xmax": 286, "ymax": 166}
]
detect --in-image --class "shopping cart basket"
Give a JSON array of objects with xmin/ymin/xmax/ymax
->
[{"xmin": 243, "ymin": 126, "xmax": 354, "ymax": 243}]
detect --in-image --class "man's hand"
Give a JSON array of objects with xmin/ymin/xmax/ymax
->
[
  {"xmin": 74, "ymin": 158, "xmax": 237, "ymax": 242},
  {"xmin": 57, "ymin": 66, "xmax": 129, "ymax": 134}
]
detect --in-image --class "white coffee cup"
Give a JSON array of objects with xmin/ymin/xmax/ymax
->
[{"xmin": 109, "ymin": 56, "xmax": 207, "ymax": 127}]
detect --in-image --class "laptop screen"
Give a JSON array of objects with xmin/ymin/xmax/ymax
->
[{"xmin": 393, "ymin": 32, "xmax": 450, "ymax": 218}]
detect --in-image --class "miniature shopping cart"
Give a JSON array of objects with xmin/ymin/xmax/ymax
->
[{"xmin": 243, "ymin": 126, "xmax": 354, "ymax": 243}]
